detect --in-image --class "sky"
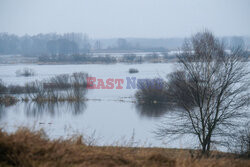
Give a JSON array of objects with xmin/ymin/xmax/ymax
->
[{"xmin": 0, "ymin": 0, "xmax": 249, "ymax": 38}]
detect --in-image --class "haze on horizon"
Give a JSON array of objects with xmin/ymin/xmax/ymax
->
[{"xmin": 0, "ymin": 0, "xmax": 250, "ymax": 39}]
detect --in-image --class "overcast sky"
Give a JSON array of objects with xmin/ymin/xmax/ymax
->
[{"xmin": 0, "ymin": 0, "xmax": 249, "ymax": 38}]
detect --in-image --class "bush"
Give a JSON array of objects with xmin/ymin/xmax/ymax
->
[
  {"xmin": 135, "ymin": 78, "xmax": 174, "ymax": 117},
  {"xmin": 135, "ymin": 78, "xmax": 168, "ymax": 105},
  {"xmin": 230, "ymin": 123, "xmax": 250, "ymax": 158},
  {"xmin": 25, "ymin": 72, "xmax": 89, "ymax": 102},
  {"xmin": 0, "ymin": 79, "xmax": 7, "ymax": 95},
  {"xmin": 45, "ymin": 74, "xmax": 71, "ymax": 90},
  {"xmin": 122, "ymin": 54, "xmax": 136, "ymax": 63},
  {"xmin": 129, "ymin": 68, "xmax": 139, "ymax": 74},
  {"xmin": 16, "ymin": 68, "xmax": 35, "ymax": 77},
  {"xmin": 0, "ymin": 72, "xmax": 89, "ymax": 102},
  {"xmin": 96, "ymin": 55, "xmax": 117, "ymax": 64},
  {"xmin": 0, "ymin": 95, "xmax": 18, "ymax": 106},
  {"xmin": 70, "ymin": 72, "xmax": 89, "ymax": 100},
  {"xmin": 144, "ymin": 53, "xmax": 160, "ymax": 63},
  {"xmin": 166, "ymin": 71, "xmax": 197, "ymax": 109},
  {"xmin": 8, "ymin": 85, "xmax": 26, "ymax": 94}
]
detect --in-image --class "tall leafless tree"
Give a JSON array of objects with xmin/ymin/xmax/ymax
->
[{"xmin": 155, "ymin": 30, "xmax": 250, "ymax": 154}]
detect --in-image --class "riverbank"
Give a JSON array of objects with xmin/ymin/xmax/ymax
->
[{"xmin": 0, "ymin": 128, "xmax": 249, "ymax": 167}]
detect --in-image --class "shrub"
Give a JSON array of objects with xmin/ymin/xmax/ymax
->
[
  {"xmin": 24, "ymin": 73, "xmax": 89, "ymax": 102},
  {"xmin": 97, "ymin": 55, "xmax": 117, "ymax": 64},
  {"xmin": 70, "ymin": 72, "xmax": 88, "ymax": 100},
  {"xmin": 45, "ymin": 74, "xmax": 71, "ymax": 90},
  {"xmin": 16, "ymin": 68, "xmax": 35, "ymax": 77},
  {"xmin": 230, "ymin": 123, "xmax": 250, "ymax": 158},
  {"xmin": 129, "ymin": 68, "xmax": 139, "ymax": 74},
  {"xmin": 144, "ymin": 53, "xmax": 160, "ymax": 63},
  {"xmin": 0, "ymin": 72, "xmax": 89, "ymax": 103},
  {"xmin": 0, "ymin": 79, "xmax": 7, "ymax": 95},
  {"xmin": 8, "ymin": 85, "xmax": 26, "ymax": 94},
  {"xmin": 122, "ymin": 54, "xmax": 136, "ymax": 63},
  {"xmin": 0, "ymin": 95, "xmax": 19, "ymax": 106},
  {"xmin": 135, "ymin": 78, "xmax": 168, "ymax": 105}
]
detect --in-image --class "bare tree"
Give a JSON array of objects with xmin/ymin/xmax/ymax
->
[{"xmin": 156, "ymin": 30, "xmax": 250, "ymax": 154}]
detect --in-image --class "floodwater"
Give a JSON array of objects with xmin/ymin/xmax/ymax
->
[{"xmin": 0, "ymin": 63, "xmax": 219, "ymax": 149}]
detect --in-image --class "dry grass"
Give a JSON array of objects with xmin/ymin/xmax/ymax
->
[{"xmin": 0, "ymin": 128, "xmax": 249, "ymax": 167}]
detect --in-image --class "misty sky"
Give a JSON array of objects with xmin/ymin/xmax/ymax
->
[{"xmin": 0, "ymin": 0, "xmax": 249, "ymax": 38}]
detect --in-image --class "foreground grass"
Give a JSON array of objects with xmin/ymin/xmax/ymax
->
[{"xmin": 0, "ymin": 128, "xmax": 249, "ymax": 167}]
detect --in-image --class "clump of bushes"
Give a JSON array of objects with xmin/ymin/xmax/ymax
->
[
  {"xmin": 0, "ymin": 79, "xmax": 7, "ymax": 95},
  {"xmin": 25, "ymin": 72, "xmax": 89, "ymax": 102},
  {"xmin": 8, "ymin": 85, "xmax": 27, "ymax": 94},
  {"xmin": 44, "ymin": 74, "xmax": 72, "ymax": 90},
  {"xmin": 121, "ymin": 54, "xmax": 143, "ymax": 64},
  {"xmin": 0, "ymin": 95, "xmax": 19, "ymax": 106},
  {"xmin": 122, "ymin": 54, "xmax": 137, "ymax": 63},
  {"xmin": 144, "ymin": 53, "xmax": 161, "ymax": 63},
  {"xmin": 135, "ymin": 78, "xmax": 168, "ymax": 105},
  {"xmin": 129, "ymin": 68, "xmax": 139, "ymax": 74},
  {"xmin": 16, "ymin": 68, "xmax": 35, "ymax": 77},
  {"xmin": 230, "ymin": 123, "xmax": 250, "ymax": 158},
  {"xmin": 0, "ymin": 80, "xmax": 35, "ymax": 95},
  {"xmin": 239, "ymin": 130, "xmax": 250, "ymax": 158},
  {"xmin": 134, "ymin": 78, "xmax": 174, "ymax": 117},
  {"xmin": 0, "ymin": 72, "xmax": 89, "ymax": 104},
  {"xmin": 165, "ymin": 71, "xmax": 197, "ymax": 109},
  {"xmin": 40, "ymin": 54, "xmax": 118, "ymax": 64}
]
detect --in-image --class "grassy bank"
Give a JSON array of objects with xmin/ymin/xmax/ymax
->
[{"xmin": 0, "ymin": 128, "xmax": 249, "ymax": 167}]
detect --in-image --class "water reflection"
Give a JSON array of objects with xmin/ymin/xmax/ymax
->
[
  {"xmin": 135, "ymin": 103, "xmax": 171, "ymax": 118},
  {"xmin": 64, "ymin": 102, "xmax": 87, "ymax": 115},
  {"xmin": 24, "ymin": 101, "xmax": 87, "ymax": 117}
]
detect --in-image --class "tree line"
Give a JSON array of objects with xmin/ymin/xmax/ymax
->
[{"xmin": 0, "ymin": 33, "xmax": 90, "ymax": 56}]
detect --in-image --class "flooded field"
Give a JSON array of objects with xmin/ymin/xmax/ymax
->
[
  {"xmin": 0, "ymin": 63, "xmax": 198, "ymax": 148},
  {"xmin": 0, "ymin": 62, "xmax": 249, "ymax": 151}
]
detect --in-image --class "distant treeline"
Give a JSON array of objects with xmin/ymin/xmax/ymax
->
[
  {"xmin": 38, "ymin": 53, "xmax": 177, "ymax": 64},
  {"xmin": 0, "ymin": 33, "xmax": 90, "ymax": 56},
  {"xmin": 0, "ymin": 33, "xmax": 168, "ymax": 56},
  {"xmin": 0, "ymin": 32, "xmax": 249, "ymax": 56}
]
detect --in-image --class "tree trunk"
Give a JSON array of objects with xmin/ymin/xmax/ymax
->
[{"xmin": 202, "ymin": 142, "xmax": 207, "ymax": 154}]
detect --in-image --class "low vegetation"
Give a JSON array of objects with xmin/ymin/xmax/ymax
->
[
  {"xmin": 25, "ymin": 72, "xmax": 88, "ymax": 103},
  {"xmin": 0, "ymin": 95, "xmax": 18, "ymax": 106},
  {"xmin": 0, "ymin": 72, "xmax": 89, "ymax": 105},
  {"xmin": 16, "ymin": 68, "xmax": 35, "ymax": 77},
  {"xmin": 135, "ymin": 78, "xmax": 168, "ymax": 105},
  {"xmin": 0, "ymin": 128, "xmax": 250, "ymax": 167},
  {"xmin": 144, "ymin": 53, "xmax": 161, "ymax": 63},
  {"xmin": 129, "ymin": 68, "xmax": 139, "ymax": 74},
  {"xmin": 39, "ymin": 54, "xmax": 118, "ymax": 64},
  {"xmin": 135, "ymin": 78, "xmax": 171, "ymax": 118},
  {"xmin": 38, "ymin": 52, "xmax": 174, "ymax": 64},
  {"xmin": 229, "ymin": 123, "xmax": 250, "ymax": 158},
  {"xmin": 0, "ymin": 79, "xmax": 7, "ymax": 95}
]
